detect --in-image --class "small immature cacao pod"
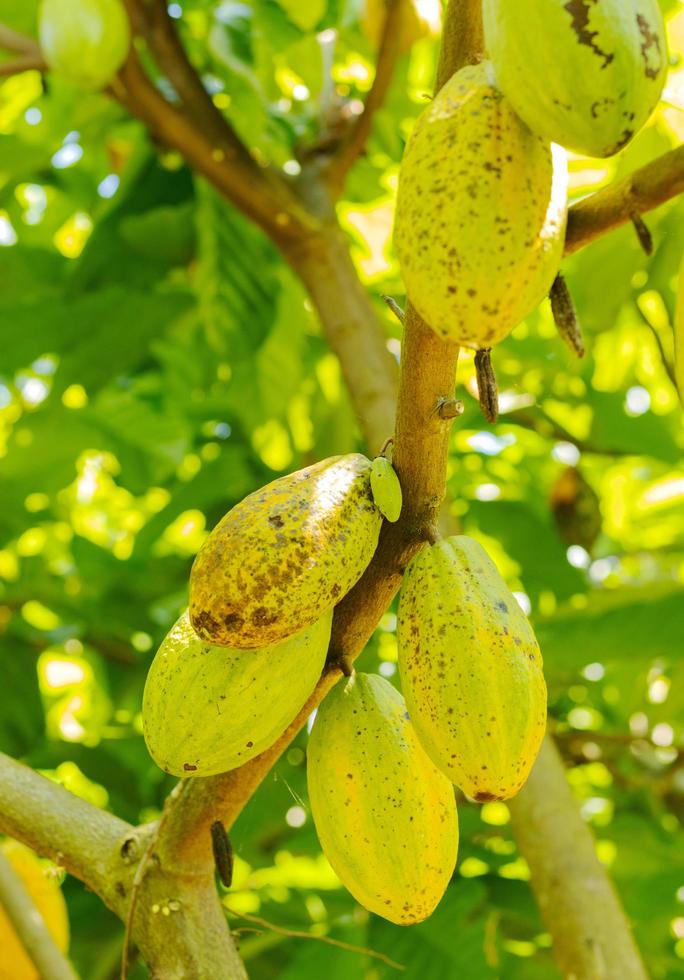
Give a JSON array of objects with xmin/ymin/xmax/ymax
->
[
  {"xmin": 370, "ymin": 456, "xmax": 403, "ymax": 522},
  {"xmin": 39, "ymin": 0, "xmax": 130, "ymax": 91}
]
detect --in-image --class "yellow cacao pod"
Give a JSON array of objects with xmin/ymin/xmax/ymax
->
[
  {"xmin": 307, "ymin": 672, "xmax": 458, "ymax": 924},
  {"xmin": 397, "ymin": 536, "xmax": 547, "ymax": 801},
  {"xmin": 189, "ymin": 454, "xmax": 382, "ymax": 648},
  {"xmin": 0, "ymin": 840, "xmax": 69, "ymax": 980},
  {"xmin": 143, "ymin": 608, "xmax": 332, "ymax": 777},
  {"xmin": 483, "ymin": 0, "xmax": 667, "ymax": 158},
  {"xmin": 394, "ymin": 62, "xmax": 568, "ymax": 348},
  {"xmin": 39, "ymin": 0, "xmax": 130, "ymax": 91},
  {"xmin": 361, "ymin": 0, "xmax": 441, "ymax": 53}
]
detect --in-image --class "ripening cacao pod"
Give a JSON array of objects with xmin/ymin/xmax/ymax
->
[
  {"xmin": 143, "ymin": 609, "xmax": 332, "ymax": 777},
  {"xmin": 394, "ymin": 62, "xmax": 567, "ymax": 348},
  {"xmin": 0, "ymin": 839, "xmax": 69, "ymax": 980},
  {"xmin": 190, "ymin": 454, "xmax": 382, "ymax": 648},
  {"xmin": 307, "ymin": 672, "xmax": 458, "ymax": 925},
  {"xmin": 370, "ymin": 456, "xmax": 403, "ymax": 522},
  {"xmin": 397, "ymin": 536, "xmax": 547, "ymax": 801},
  {"xmin": 483, "ymin": 0, "xmax": 667, "ymax": 158},
  {"xmin": 39, "ymin": 0, "xmax": 130, "ymax": 90}
]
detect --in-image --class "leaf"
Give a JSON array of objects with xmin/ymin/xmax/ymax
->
[
  {"xmin": 275, "ymin": 0, "xmax": 326, "ymax": 31},
  {"xmin": 675, "ymin": 253, "xmax": 684, "ymax": 407}
]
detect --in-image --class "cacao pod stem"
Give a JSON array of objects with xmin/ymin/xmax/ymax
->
[
  {"xmin": 631, "ymin": 212, "xmax": 654, "ymax": 256},
  {"xmin": 475, "ymin": 348, "xmax": 499, "ymax": 424},
  {"xmin": 549, "ymin": 274, "xmax": 585, "ymax": 358},
  {"xmin": 211, "ymin": 821, "xmax": 234, "ymax": 888}
]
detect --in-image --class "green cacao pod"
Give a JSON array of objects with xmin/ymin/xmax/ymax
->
[
  {"xmin": 394, "ymin": 62, "xmax": 567, "ymax": 348},
  {"xmin": 39, "ymin": 0, "xmax": 130, "ymax": 91},
  {"xmin": 190, "ymin": 454, "xmax": 382, "ymax": 648},
  {"xmin": 142, "ymin": 608, "xmax": 332, "ymax": 777},
  {"xmin": 483, "ymin": 0, "xmax": 667, "ymax": 158},
  {"xmin": 307, "ymin": 672, "xmax": 458, "ymax": 924},
  {"xmin": 370, "ymin": 456, "xmax": 403, "ymax": 522},
  {"xmin": 397, "ymin": 536, "xmax": 547, "ymax": 801}
]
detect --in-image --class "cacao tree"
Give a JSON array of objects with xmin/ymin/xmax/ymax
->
[{"xmin": 0, "ymin": 1, "xmax": 683, "ymax": 978}]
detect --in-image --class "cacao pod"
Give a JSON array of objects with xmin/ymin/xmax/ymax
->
[
  {"xmin": 143, "ymin": 608, "xmax": 332, "ymax": 777},
  {"xmin": 307, "ymin": 672, "xmax": 458, "ymax": 924},
  {"xmin": 483, "ymin": 0, "xmax": 667, "ymax": 158},
  {"xmin": 189, "ymin": 454, "xmax": 382, "ymax": 648},
  {"xmin": 361, "ymin": 0, "xmax": 441, "ymax": 53},
  {"xmin": 397, "ymin": 536, "xmax": 547, "ymax": 801},
  {"xmin": 39, "ymin": 0, "xmax": 130, "ymax": 90},
  {"xmin": 0, "ymin": 839, "xmax": 69, "ymax": 980},
  {"xmin": 370, "ymin": 456, "xmax": 403, "ymax": 523},
  {"xmin": 394, "ymin": 62, "xmax": 567, "ymax": 348}
]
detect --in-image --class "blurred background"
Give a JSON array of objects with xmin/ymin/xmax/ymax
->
[{"xmin": 0, "ymin": 0, "xmax": 683, "ymax": 976}]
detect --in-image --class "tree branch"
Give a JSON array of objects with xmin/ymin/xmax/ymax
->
[
  {"xmin": 565, "ymin": 145, "xmax": 684, "ymax": 255},
  {"xmin": 509, "ymin": 739, "xmax": 648, "ymax": 979},
  {"xmin": 0, "ymin": 54, "xmax": 45, "ymax": 76},
  {"xmin": 114, "ymin": 48, "xmax": 316, "ymax": 245},
  {"xmin": 0, "ymin": 753, "xmax": 131, "ymax": 904},
  {"xmin": 0, "ymin": 847, "xmax": 78, "ymax": 980},
  {"xmin": 123, "ymin": 0, "xmax": 249, "ymax": 160},
  {"xmin": 328, "ymin": 0, "xmax": 406, "ymax": 190},
  {"xmin": 0, "ymin": 24, "xmax": 40, "ymax": 55}
]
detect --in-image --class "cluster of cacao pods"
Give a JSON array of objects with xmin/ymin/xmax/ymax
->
[
  {"xmin": 394, "ymin": 0, "xmax": 667, "ymax": 385},
  {"xmin": 142, "ymin": 447, "xmax": 547, "ymax": 924},
  {"xmin": 142, "ymin": 453, "xmax": 402, "ymax": 778}
]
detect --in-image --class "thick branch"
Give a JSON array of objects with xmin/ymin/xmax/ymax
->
[
  {"xmin": 509, "ymin": 739, "xmax": 648, "ymax": 979},
  {"xmin": 115, "ymin": 49, "xmax": 316, "ymax": 245},
  {"xmin": 0, "ymin": 753, "xmax": 131, "ymax": 904},
  {"xmin": 565, "ymin": 145, "xmax": 684, "ymax": 255},
  {"xmin": 124, "ymin": 0, "xmax": 247, "ymax": 157},
  {"xmin": 329, "ymin": 0, "xmax": 406, "ymax": 190},
  {"xmin": 0, "ymin": 848, "xmax": 78, "ymax": 980}
]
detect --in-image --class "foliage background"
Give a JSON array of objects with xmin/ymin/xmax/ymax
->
[{"xmin": 0, "ymin": 0, "xmax": 683, "ymax": 976}]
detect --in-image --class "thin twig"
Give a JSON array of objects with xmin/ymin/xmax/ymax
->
[
  {"xmin": 0, "ymin": 54, "xmax": 46, "ymax": 76},
  {"xmin": 225, "ymin": 906, "xmax": 405, "ymax": 971},
  {"xmin": 328, "ymin": 0, "xmax": 406, "ymax": 188},
  {"xmin": 565, "ymin": 145, "xmax": 684, "ymax": 255},
  {"xmin": 382, "ymin": 294, "xmax": 406, "ymax": 324},
  {"xmin": 634, "ymin": 301, "xmax": 678, "ymax": 390},
  {"xmin": 0, "ymin": 24, "xmax": 40, "ymax": 55}
]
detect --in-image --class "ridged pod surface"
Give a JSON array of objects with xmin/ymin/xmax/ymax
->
[
  {"xmin": 394, "ymin": 62, "xmax": 567, "ymax": 348},
  {"xmin": 190, "ymin": 454, "xmax": 382, "ymax": 648},
  {"xmin": 0, "ymin": 839, "xmax": 69, "ymax": 980},
  {"xmin": 483, "ymin": 0, "xmax": 667, "ymax": 158},
  {"xmin": 307, "ymin": 673, "xmax": 458, "ymax": 925},
  {"xmin": 39, "ymin": 0, "xmax": 130, "ymax": 90},
  {"xmin": 143, "ymin": 609, "xmax": 332, "ymax": 777},
  {"xmin": 397, "ymin": 536, "xmax": 547, "ymax": 801}
]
